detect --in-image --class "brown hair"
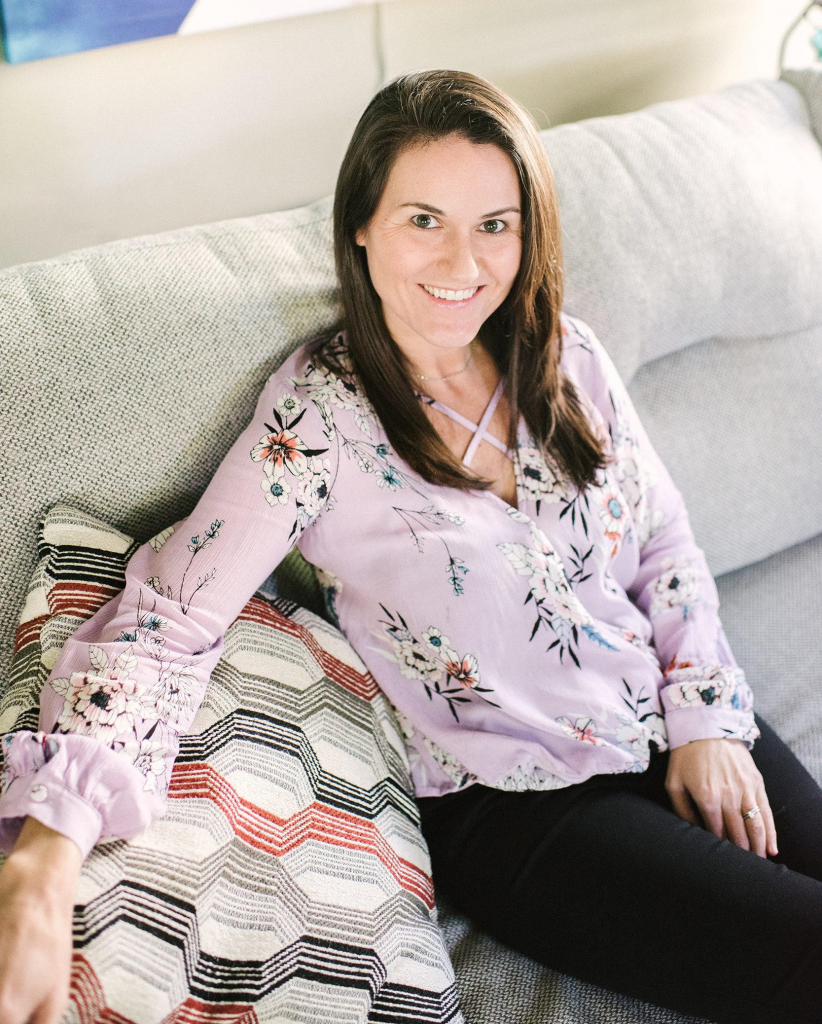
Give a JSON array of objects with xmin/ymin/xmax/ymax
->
[{"xmin": 315, "ymin": 68, "xmax": 608, "ymax": 494}]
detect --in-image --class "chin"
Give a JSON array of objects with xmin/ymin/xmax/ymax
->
[{"xmin": 416, "ymin": 321, "xmax": 482, "ymax": 347}]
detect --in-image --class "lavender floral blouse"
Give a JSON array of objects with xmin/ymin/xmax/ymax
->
[{"xmin": 0, "ymin": 313, "xmax": 759, "ymax": 857}]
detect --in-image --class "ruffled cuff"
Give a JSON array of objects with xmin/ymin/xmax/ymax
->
[
  {"xmin": 660, "ymin": 663, "xmax": 760, "ymax": 750},
  {"xmin": 0, "ymin": 730, "xmax": 164, "ymax": 859}
]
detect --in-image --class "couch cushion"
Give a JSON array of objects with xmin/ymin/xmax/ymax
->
[
  {"xmin": 714, "ymin": 528, "xmax": 822, "ymax": 785},
  {"xmin": 544, "ymin": 76, "xmax": 822, "ymax": 382},
  {"xmin": 0, "ymin": 196, "xmax": 337, "ymax": 691},
  {"xmin": 783, "ymin": 67, "xmax": 822, "ymax": 146},
  {"xmin": 2, "ymin": 503, "xmax": 463, "ymax": 1024},
  {"xmin": 627, "ymin": 320, "xmax": 822, "ymax": 576}
]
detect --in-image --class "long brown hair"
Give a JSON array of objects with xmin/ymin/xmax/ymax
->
[{"xmin": 315, "ymin": 68, "xmax": 608, "ymax": 494}]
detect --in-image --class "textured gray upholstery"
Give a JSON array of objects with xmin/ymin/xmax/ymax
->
[
  {"xmin": 718, "ymin": 531, "xmax": 822, "ymax": 783},
  {"xmin": 783, "ymin": 67, "xmax": 822, "ymax": 143},
  {"xmin": 1, "ymin": 197, "xmax": 339, "ymax": 689},
  {"xmin": 628, "ymin": 322, "xmax": 822, "ymax": 576},
  {"xmin": 2, "ymin": 68, "xmax": 821, "ymax": 1024},
  {"xmin": 549, "ymin": 77, "xmax": 822, "ymax": 382},
  {"xmin": 3, "ymin": 74, "xmax": 822, "ymax": 692}
]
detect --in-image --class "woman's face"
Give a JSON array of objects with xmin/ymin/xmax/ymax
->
[{"xmin": 355, "ymin": 134, "xmax": 522, "ymax": 360}]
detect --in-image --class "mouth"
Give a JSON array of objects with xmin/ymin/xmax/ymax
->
[{"xmin": 420, "ymin": 283, "xmax": 483, "ymax": 305}]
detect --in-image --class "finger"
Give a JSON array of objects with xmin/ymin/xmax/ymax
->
[
  {"xmin": 741, "ymin": 794, "xmax": 769, "ymax": 860},
  {"xmin": 0, "ymin": 994, "xmax": 25, "ymax": 1024},
  {"xmin": 0, "ymin": 963, "xmax": 37, "ymax": 1024},
  {"xmin": 757, "ymin": 784, "xmax": 779, "ymax": 858},
  {"xmin": 666, "ymin": 784, "xmax": 701, "ymax": 827},
  {"xmin": 723, "ymin": 802, "xmax": 750, "ymax": 852},
  {"xmin": 28, "ymin": 952, "xmax": 71, "ymax": 1024},
  {"xmin": 28, "ymin": 985, "xmax": 69, "ymax": 1024},
  {"xmin": 694, "ymin": 792, "xmax": 725, "ymax": 840},
  {"xmin": 741, "ymin": 797, "xmax": 768, "ymax": 858}
]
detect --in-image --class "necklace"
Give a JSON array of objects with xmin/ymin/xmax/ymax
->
[{"xmin": 413, "ymin": 343, "xmax": 474, "ymax": 382}]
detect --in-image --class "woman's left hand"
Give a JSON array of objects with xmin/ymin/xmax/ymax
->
[{"xmin": 665, "ymin": 738, "xmax": 778, "ymax": 858}]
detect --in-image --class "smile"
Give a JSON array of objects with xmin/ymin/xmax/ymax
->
[{"xmin": 421, "ymin": 284, "xmax": 482, "ymax": 302}]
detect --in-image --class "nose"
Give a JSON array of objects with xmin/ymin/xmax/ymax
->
[{"xmin": 439, "ymin": 229, "xmax": 480, "ymax": 285}]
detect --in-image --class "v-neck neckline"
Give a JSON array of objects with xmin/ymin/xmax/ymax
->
[
  {"xmin": 415, "ymin": 375, "xmax": 512, "ymax": 465},
  {"xmin": 415, "ymin": 375, "xmax": 530, "ymax": 518}
]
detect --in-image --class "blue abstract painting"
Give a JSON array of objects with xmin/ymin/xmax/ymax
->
[{"xmin": 0, "ymin": 0, "xmax": 380, "ymax": 64}]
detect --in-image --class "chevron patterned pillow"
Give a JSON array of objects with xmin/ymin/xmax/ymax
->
[{"xmin": 1, "ymin": 503, "xmax": 463, "ymax": 1024}]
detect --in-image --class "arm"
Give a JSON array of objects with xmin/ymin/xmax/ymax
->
[
  {"xmin": 0, "ymin": 342, "xmax": 339, "ymax": 860},
  {"xmin": 570, "ymin": 319, "xmax": 758, "ymax": 747},
  {"xmin": 0, "ymin": 819, "xmax": 81, "ymax": 1024},
  {"xmin": 609, "ymin": 368, "xmax": 757, "ymax": 748},
  {"xmin": 566, "ymin": 315, "xmax": 776, "ymax": 856}
]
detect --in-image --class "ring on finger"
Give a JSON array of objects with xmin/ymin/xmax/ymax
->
[{"xmin": 742, "ymin": 804, "xmax": 761, "ymax": 821}]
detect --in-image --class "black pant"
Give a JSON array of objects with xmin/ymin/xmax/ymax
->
[{"xmin": 416, "ymin": 715, "xmax": 822, "ymax": 1024}]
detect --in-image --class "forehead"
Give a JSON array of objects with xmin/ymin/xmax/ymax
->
[{"xmin": 380, "ymin": 135, "xmax": 520, "ymax": 206}]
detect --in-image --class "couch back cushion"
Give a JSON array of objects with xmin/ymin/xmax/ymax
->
[
  {"xmin": 2, "ymin": 72, "xmax": 821, "ymax": 689},
  {"xmin": 1, "ymin": 198, "xmax": 339, "ymax": 689},
  {"xmin": 546, "ymin": 77, "xmax": 822, "ymax": 380},
  {"xmin": 783, "ymin": 67, "xmax": 822, "ymax": 146}
]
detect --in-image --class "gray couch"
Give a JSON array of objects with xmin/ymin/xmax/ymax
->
[{"xmin": 2, "ymin": 67, "xmax": 821, "ymax": 1024}]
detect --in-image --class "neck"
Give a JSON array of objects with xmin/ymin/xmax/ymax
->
[
  {"xmin": 411, "ymin": 340, "xmax": 475, "ymax": 382},
  {"xmin": 381, "ymin": 310, "xmax": 479, "ymax": 382}
]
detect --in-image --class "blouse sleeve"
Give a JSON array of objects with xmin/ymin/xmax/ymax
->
[
  {"xmin": 0, "ymin": 344, "xmax": 339, "ymax": 858},
  {"xmin": 564, "ymin": 314, "xmax": 759, "ymax": 751}
]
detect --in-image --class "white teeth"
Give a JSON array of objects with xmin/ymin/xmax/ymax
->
[{"xmin": 422, "ymin": 284, "xmax": 479, "ymax": 301}]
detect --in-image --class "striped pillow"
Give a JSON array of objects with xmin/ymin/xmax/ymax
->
[{"xmin": 1, "ymin": 503, "xmax": 463, "ymax": 1024}]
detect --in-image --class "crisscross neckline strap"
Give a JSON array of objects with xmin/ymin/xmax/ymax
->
[{"xmin": 418, "ymin": 375, "xmax": 514, "ymax": 468}]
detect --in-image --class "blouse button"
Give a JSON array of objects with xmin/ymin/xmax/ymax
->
[{"xmin": 30, "ymin": 785, "xmax": 48, "ymax": 803}]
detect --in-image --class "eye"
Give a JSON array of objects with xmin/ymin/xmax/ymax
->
[
  {"xmin": 411, "ymin": 213, "xmax": 438, "ymax": 229},
  {"xmin": 481, "ymin": 219, "xmax": 506, "ymax": 234}
]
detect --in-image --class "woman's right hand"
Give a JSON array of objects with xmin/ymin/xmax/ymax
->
[{"xmin": 0, "ymin": 817, "xmax": 82, "ymax": 1024}]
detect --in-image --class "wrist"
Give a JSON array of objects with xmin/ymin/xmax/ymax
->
[{"xmin": 6, "ymin": 817, "xmax": 83, "ymax": 895}]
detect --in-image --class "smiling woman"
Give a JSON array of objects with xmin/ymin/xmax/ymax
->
[
  {"xmin": 325, "ymin": 69, "xmax": 607, "ymax": 499},
  {"xmin": 2, "ymin": 68, "xmax": 822, "ymax": 1024},
  {"xmin": 350, "ymin": 134, "xmax": 527, "ymax": 508}
]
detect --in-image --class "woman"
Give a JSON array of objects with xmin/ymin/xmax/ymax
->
[{"xmin": 1, "ymin": 69, "xmax": 821, "ymax": 1024}]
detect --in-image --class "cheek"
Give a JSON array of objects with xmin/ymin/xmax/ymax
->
[
  {"xmin": 368, "ymin": 236, "xmax": 429, "ymax": 295},
  {"xmin": 497, "ymin": 239, "xmax": 523, "ymax": 283}
]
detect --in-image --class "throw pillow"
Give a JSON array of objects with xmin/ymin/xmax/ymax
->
[{"xmin": 1, "ymin": 503, "xmax": 463, "ymax": 1024}]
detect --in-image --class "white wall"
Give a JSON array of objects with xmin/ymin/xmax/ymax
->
[{"xmin": 0, "ymin": 0, "xmax": 808, "ymax": 270}]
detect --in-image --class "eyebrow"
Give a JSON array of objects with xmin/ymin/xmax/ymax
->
[{"xmin": 399, "ymin": 202, "xmax": 521, "ymax": 217}]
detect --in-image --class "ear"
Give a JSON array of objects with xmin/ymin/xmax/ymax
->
[{"xmin": 355, "ymin": 228, "xmax": 366, "ymax": 248}]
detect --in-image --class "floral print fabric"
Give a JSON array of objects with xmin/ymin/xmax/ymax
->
[{"xmin": 0, "ymin": 314, "xmax": 759, "ymax": 855}]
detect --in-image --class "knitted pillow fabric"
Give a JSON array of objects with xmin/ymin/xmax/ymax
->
[{"xmin": 0, "ymin": 503, "xmax": 463, "ymax": 1024}]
